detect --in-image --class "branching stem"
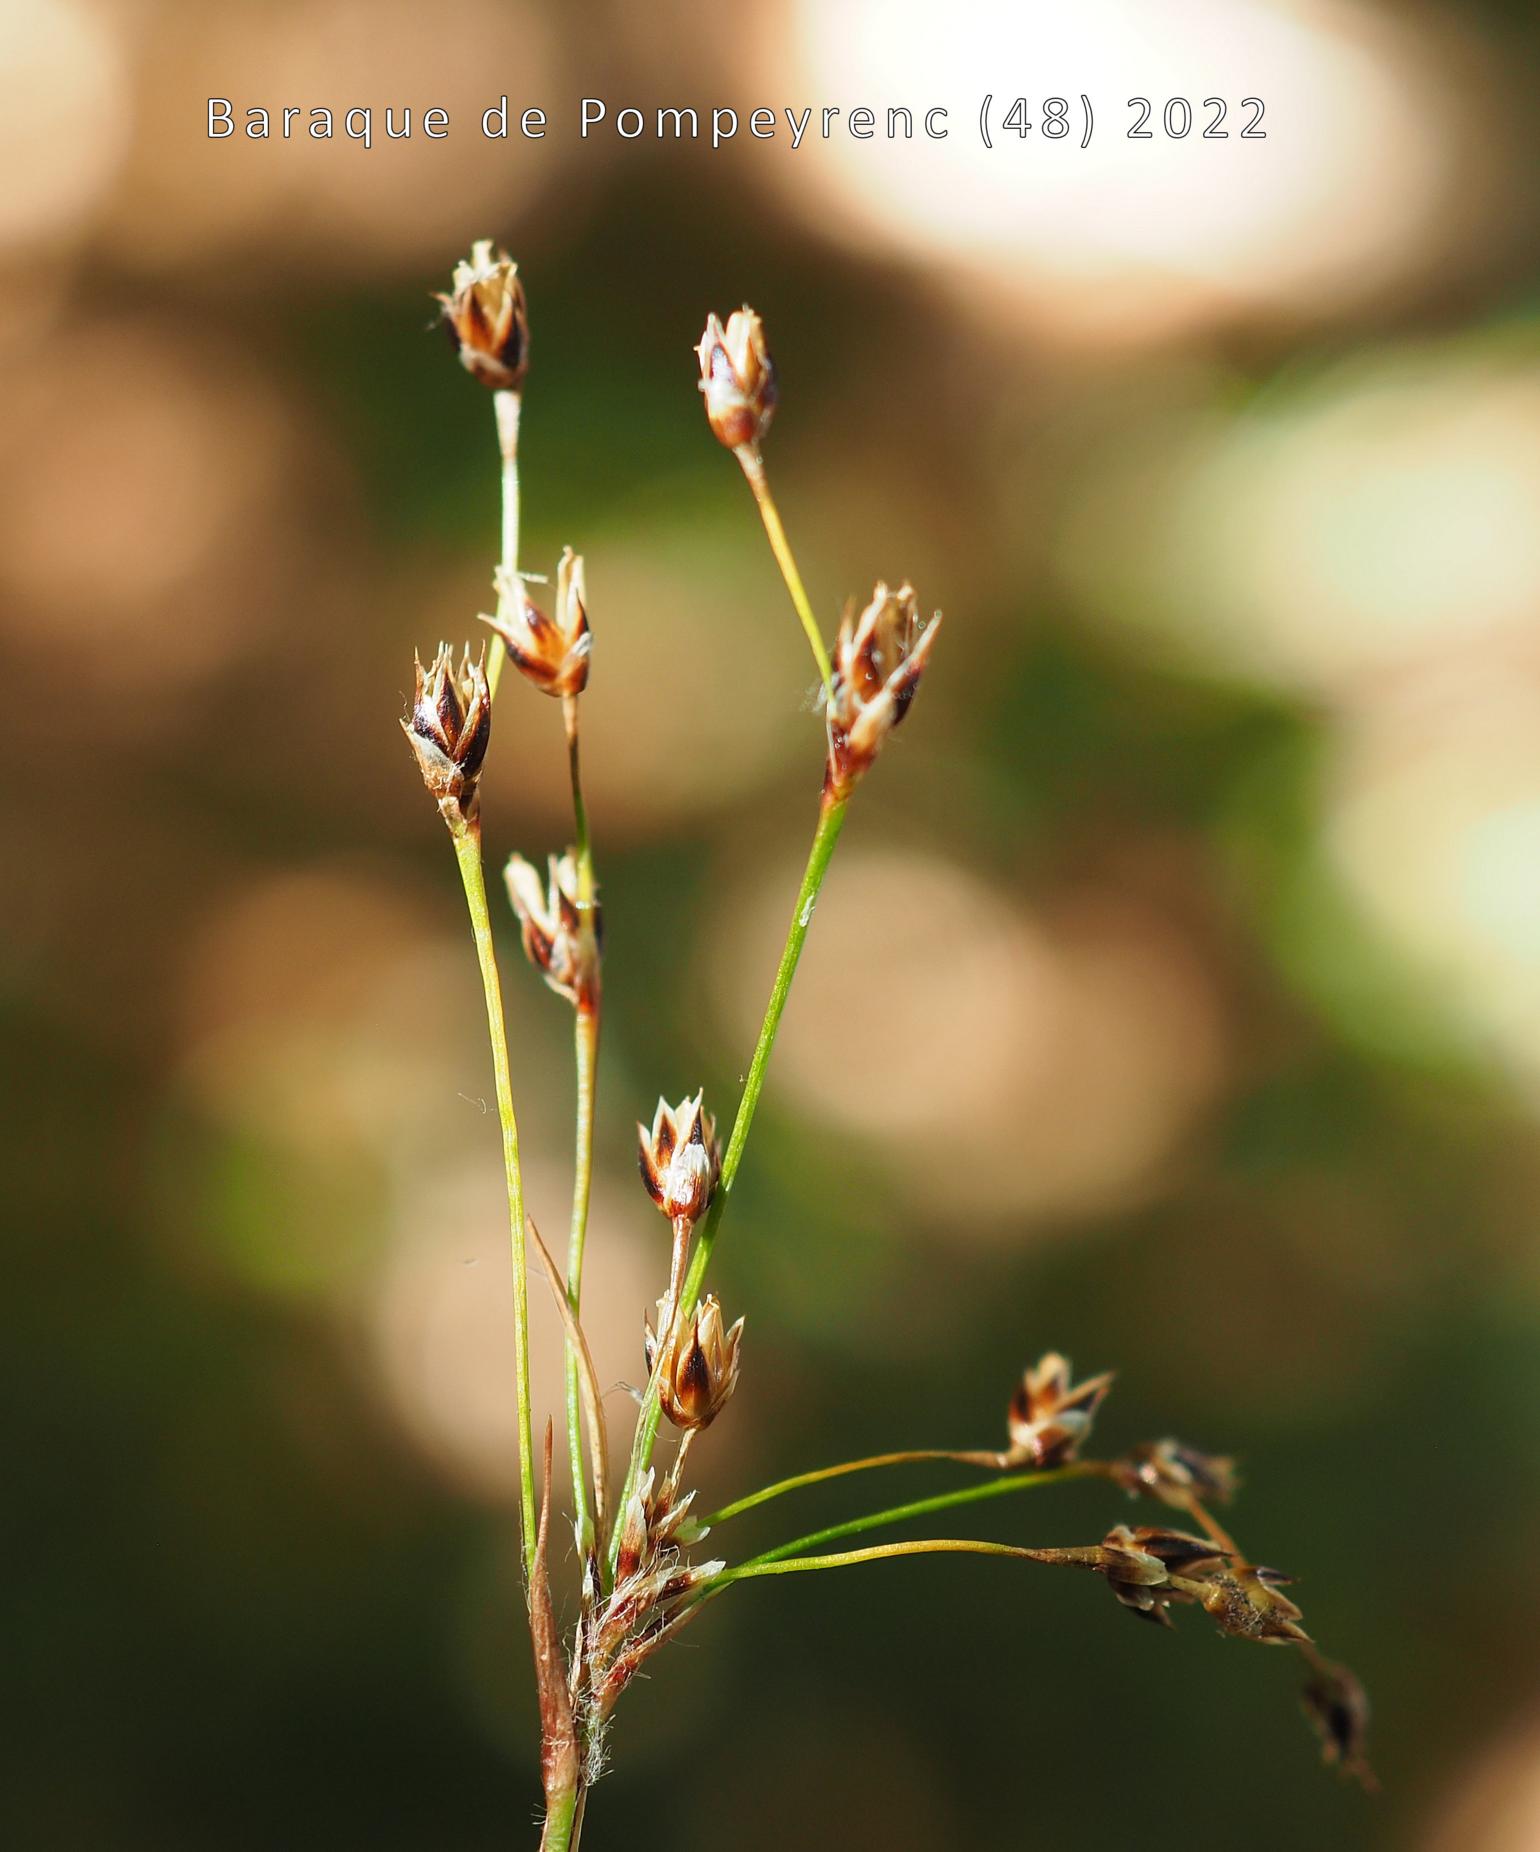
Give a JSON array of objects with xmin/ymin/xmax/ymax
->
[
  {"xmin": 702, "ymin": 1535, "xmax": 1086, "ymax": 1597},
  {"xmin": 728, "ymin": 1461, "xmax": 1101, "ymax": 1572}
]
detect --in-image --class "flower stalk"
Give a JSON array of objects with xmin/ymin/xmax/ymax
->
[
  {"xmin": 488, "ymin": 388, "xmax": 522, "ymax": 701},
  {"xmin": 608, "ymin": 791, "xmax": 848, "ymax": 1580},
  {"xmin": 703, "ymin": 1445, "xmax": 1019, "ymax": 1529},
  {"xmin": 452, "ymin": 821, "xmax": 537, "ymax": 1581},
  {"xmin": 562, "ymin": 690, "xmax": 600, "ymax": 1558},
  {"xmin": 737, "ymin": 446, "xmax": 832, "ymax": 697}
]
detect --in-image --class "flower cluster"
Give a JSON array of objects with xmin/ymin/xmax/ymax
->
[
  {"xmin": 484, "ymin": 548, "xmax": 591, "ymax": 699},
  {"xmin": 825, "ymin": 583, "xmax": 943, "ymax": 800},
  {"xmin": 583, "ymin": 1469, "xmax": 723, "ymax": 1757},
  {"xmin": 400, "ymin": 643, "xmax": 491, "ymax": 828},
  {"xmin": 696, "ymin": 307, "xmax": 777, "ymax": 451},
  {"xmin": 1109, "ymin": 1437, "xmax": 1239, "ymax": 1509},
  {"xmin": 505, "ymin": 850, "xmax": 600, "ymax": 1011},
  {"xmin": 438, "ymin": 239, "xmax": 529, "ymax": 392},
  {"xmin": 1088, "ymin": 1523, "xmax": 1309, "ymax": 1643},
  {"xmin": 1005, "ymin": 1352, "xmax": 1114, "ymax": 1467},
  {"xmin": 637, "ymin": 1093, "xmax": 721, "ymax": 1228},
  {"xmin": 645, "ymin": 1294, "xmax": 744, "ymax": 1432}
]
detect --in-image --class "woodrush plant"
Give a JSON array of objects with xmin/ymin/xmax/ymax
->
[{"xmin": 405, "ymin": 241, "xmax": 1374, "ymax": 1848}]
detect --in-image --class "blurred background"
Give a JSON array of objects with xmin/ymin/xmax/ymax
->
[{"xmin": 5, "ymin": 0, "xmax": 1540, "ymax": 1845}]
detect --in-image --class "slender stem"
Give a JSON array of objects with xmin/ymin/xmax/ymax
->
[
  {"xmin": 704, "ymin": 1535, "xmax": 1080, "ymax": 1595},
  {"xmin": 663, "ymin": 1428, "xmax": 697, "ymax": 1507},
  {"xmin": 737, "ymin": 446, "xmax": 832, "ymax": 696},
  {"xmin": 607, "ymin": 794, "xmax": 849, "ymax": 1580},
  {"xmin": 1181, "ymin": 1496, "xmax": 1240, "ymax": 1558},
  {"xmin": 732, "ymin": 1462, "xmax": 1099, "ymax": 1572},
  {"xmin": 562, "ymin": 693, "xmax": 600, "ymax": 1557},
  {"xmin": 704, "ymin": 1447, "xmax": 1010, "ymax": 1529},
  {"xmin": 487, "ymin": 389, "xmax": 522, "ymax": 702},
  {"xmin": 452, "ymin": 822, "xmax": 536, "ymax": 1580},
  {"xmin": 662, "ymin": 1217, "xmax": 691, "ymax": 1329},
  {"xmin": 564, "ymin": 1005, "xmax": 598, "ymax": 1552},
  {"xmin": 563, "ymin": 694, "xmax": 591, "ymax": 868}
]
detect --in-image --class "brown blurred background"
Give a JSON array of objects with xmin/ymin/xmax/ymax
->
[{"xmin": 6, "ymin": 0, "xmax": 1540, "ymax": 1846}]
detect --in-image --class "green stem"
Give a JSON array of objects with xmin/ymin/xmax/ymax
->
[
  {"xmin": 704, "ymin": 1535, "xmax": 1078, "ymax": 1595},
  {"xmin": 565, "ymin": 1004, "xmax": 598, "ymax": 1555},
  {"xmin": 562, "ymin": 694, "xmax": 600, "ymax": 1558},
  {"xmin": 607, "ymin": 794, "xmax": 849, "ymax": 1581},
  {"xmin": 453, "ymin": 823, "xmax": 537, "ymax": 1580},
  {"xmin": 738, "ymin": 446, "xmax": 833, "ymax": 696},
  {"xmin": 539, "ymin": 1786, "xmax": 579, "ymax": 1852},
  {"xmin": 704, "ymin": 1447, "xmax": 1008, "ymax": 1529},
  {"xmin": 733, "ymin": 1462, "xmax": 1098, "ymax": 1572},
  {"xmin": 486, "ymin": 389, "xmax": 522, "ymax": 702}
]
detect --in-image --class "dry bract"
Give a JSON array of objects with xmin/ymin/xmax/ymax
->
[
  {"xmin": 825, "ymin": 582, "xmax": 942, "ymax": 800},
  {"xmin": 589, "ymin": 1468, "xmax": 723, "ymax": 1740},
  {"xmin": 439, "ymin": 238, "xmax": 529, "ymax": 392},
  {"xmin": 697, "ymin": 307, "xmax": 777, "ymax": 451}
]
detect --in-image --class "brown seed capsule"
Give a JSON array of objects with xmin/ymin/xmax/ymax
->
[
  {"xmin": 1301, "ymin": 1660, "xmax": 1376, "ymax": 1788},
  {"xmin": 1110, "ymin": 1438, "xmax": 1239, "ymax": 1509},
  {"xmin": 438, "ymin": 239, "xmax": 529, "ymax": 392},
  {"xmin": 1005, "ymin": 1352, "xmax": 1113, "ymax": 1468},
  {"xmin": 401, "ymin": 643, "xmax": 491, "ymax": 828},
  {"xmin": 638, "ymin": 1093, "xmax": 721, "ymax": 1227},
  {"xmin": 696, "ymin": 307, "xmax": 776, "ymax": 451},
  {"xmin": 483, "ymin": 548, "xmax": 591, "ymax": 699},
  {"xmin": 505, "ymin": 850, "xmax": 600, "ymax": 1009},
  {"xmin": 825, "ymin": 583, "xmax": 942, "ymax": 801},
  {"xmin": 1197, "ymin": 1561, "xmax": 1312, "ymax": 1647},
  {"xmin": 1097, "ymin": 1523, "xmax": 1229, "ymax": 1627},
  {"xmin": 653, "ymin": 1295, "xmax": 744, "ymax": 1431}
]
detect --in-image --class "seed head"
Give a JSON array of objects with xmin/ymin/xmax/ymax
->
[
  {"xmin": 438, "ymin": 239, "xmax": 529, "ymax": 392},
  {"xmin": 401, "ymin": 643, "xmax": 491, "ymax": 828},
  {"xmin": 484, "ymin": 548, "xmax": 592, "ymax": 700},
  {"xmin": 1196, "ymin": 1561, "xmax": 1311, "ymax": 1647},
  {"xmin": 697, "ymin": 307, "xmax": 776, "ymax": 451},
  {"xmin": 1005, "ymin": 1352, "xmax": 1113, "ymax": 1468},
  {"xmin": 825, "ymin": 583, "xmax": 942, "ymax": 801},
  {"xmin": 1095, "ymin": 1522, "xmax": 1230, "ymax": 1627},
  {"xmin": 1111, "ymin": 1438, "xmax": 1239, "ymax": 1509},
  {"xmin": 651, "ymin": 1294, "xmax": 744, "ymax": 1431},
  {"xmin": 483, "ymin": 548, "xmax": 591, "ymax": 699},
  {"xmin": 638, "ymin": 1092, "xmax": 721, "ymax": 1226},
  {"xmin": 505, "ymin": 850, "xmax": 600, "ymax": 1009},
  {"xmin": 1301, "ymin": 1659, "xmax": 1376, "ymax": 1789}
]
